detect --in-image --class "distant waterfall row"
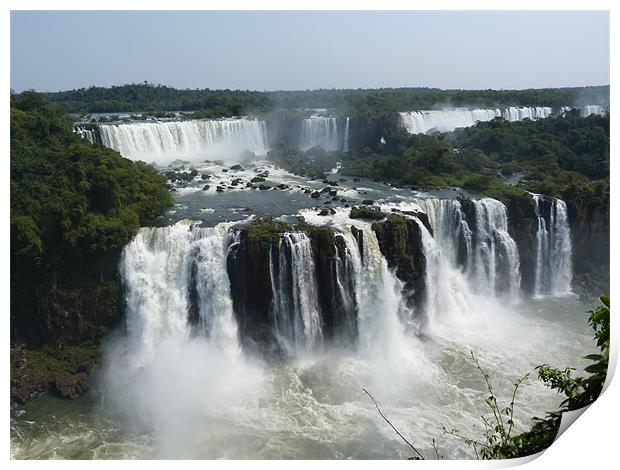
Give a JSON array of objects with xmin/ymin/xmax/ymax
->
[
  {"xmin": 299, "ymin": 117, "xmax": 350, "ymax": 152},
  {"xmin": 75, "ymin": 116, "xmax": 352, "ymax": 163},
  {"xmin": 120, "ymin": 194, "xmax": 573, "ymax": 358},
  {"xmin": 399, "ymin": 107, "xmax": 553, "ymax": 134},
  {"xmin": 95, "ymin": 119, "xmax": 269, "ymax": 165}
]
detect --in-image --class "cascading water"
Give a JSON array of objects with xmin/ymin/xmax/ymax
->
[
  {"xmin": 532, "ymin": 195, "xmax": 573, "ymax": 297},
  {"xmin": 399, "ymin": 106, "xmax": 553, "ymax": 134},
  {"xmin": 337, "ymin": 226, "xmax": 410, "ymax": 357},
  {"xmin": 581, "ymin": 105, "xmax": 606, "ymax": 117},
  {"xmin": 387, "ymin": 198, "xmax": 520, "ymax": 301},
  {"xmin": 13, "ymin": 191, "xmax": 588, "ymax": 459},
  {"xmin": 343, "ymin": 117, "xmax": 350, "ymax": 151},
  {"xmin": 120, "ymin": 220, "xmax": 240, "ymax": 354},
  {"xmin": 469, "ymin": 199, "xmax": 521, "ymax": 299},
  {"xmin": 98, "ymin": 119, "xmax": 269, "ymax": 164},
  {"xmin": 74, "ymin": 125, "xmax": 97, "ymax": 144},
  {"xmin": 299, "ymin": 117, "xmax": 340, "ymax": 151},
  {"xmin": 271, "ymin": 232, "xmax": 322, "ymax": 353}
]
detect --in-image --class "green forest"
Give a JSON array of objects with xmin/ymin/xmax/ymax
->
[
  {"xmin": 43, "ymin": 82, "xmax": 609, "ymax": 117},
  {"xmin": 11, "ymin": 91, "xmax": 173, "ymax": 347}
]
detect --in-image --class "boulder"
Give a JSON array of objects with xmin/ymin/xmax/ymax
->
[{"xmin": 49, "ymin": 372, "xmax": 88, "ymax": 399}]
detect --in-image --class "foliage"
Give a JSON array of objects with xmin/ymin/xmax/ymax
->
[
  {"xmin": 45, "ymin": 83, "xmax": 609, "ymax": 119},
  {"xmin": 350, "ymin": 207, "xmax": 386, "ymax": 220},
  {"xmin": 10, "ymin": 91, "xmax": 173, "ymax": 346},
  {"xmin": 266, "ymin": 144, "xmax": 344, "ymax": 179},
  {"xmin": 11, "ymin": 91, "xmax": 173, "ymax": 266}
]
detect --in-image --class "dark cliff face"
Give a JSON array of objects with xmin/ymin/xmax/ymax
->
[
  {"xmin": 11, "ymin": 252, "xmax": 124, "ymax": 347},
  {"xmin": 226, "ymin": 220, "xmax": 358, "ymax": 356},
  {"xmin": 348, "ymin": 116, "xmax": 387, "ymax": 150},
  {"xmin": 226, "ymin": 224, "xmax": 281, "ymax": 356},
  {"xmin": 372, "ymin": 215, "xmax": 426, "ymax": 313},
  {"xmin": 564, "ymin": 191, "xmax": 610, "ymax": 294},
  {"xmin": 264, "ymin": 117, "xmax": 304, "ymax": 149},
  {"xmin": 307, "ymin": 226, "xmax": 358, "ymax": 344},
  {"xmin": 502, "ymin": 194, "xmax": 539, "ymax": 295}
]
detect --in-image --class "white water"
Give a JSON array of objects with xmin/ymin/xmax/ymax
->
[
  {"xmin": 533, "ymin": 195, "xmax": 573, "ymax": 297},
  {"xmin": 470, "ymin": 198, "xmax": 521, "ymax": 299},
  {"xmin": 272, "ymin": 232, "xmax": 322, "ymax": 353},
  {"xmin": 98, "ymin": 119, "xmax": 269, "ymax": 164},
  {"xmin": 383, "ymin": 198, "xmax": 520, "ymax": 300},
  {"xmin": 120, "ymin": 220, "xmax": 240, "ymax": 353},
  {"xmin": 343, "ymin": 117, "xmax": 350, "ymax": 151},
  {"xmin": 300, "ymin": 117, "xmax": 340, "ymax": 151},
  {"xmin": 74, "ymin": 125, "xmax": 97, "ymax": 144},
  {"xmin": 399, "ymin": 106, "xmax": 553, "ymax": 134},
  {"xmin": 12, "ymin": 194, "xmax": 587, "ymax": 460},
  {"xmin": 581, "ymin": 105, "xmax": 606, "ymax": 117}
]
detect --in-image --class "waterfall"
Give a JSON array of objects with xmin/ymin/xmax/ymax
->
[
  {"xmin": 343, "ymin": 117, "xmax": 350, "ymax": 151},
  {"xmin": 271, "ymin": 232, "xmax": 322, "ymax": 353},
  {"xmin": 300, "ymin": 117, "xmax": 340, "ymax": 151},
  {"xmin": 399, "ymin": 106, "xmax": 552, "ymax": 134},
  {"xmin": 532, "ymin": 195, "xmax": 573, "ymax": 296},
  {"xmin": 120, "ymin": 221, "xmax": 240, "ymax": 355},
  {"xmin": 97, "ymin": 119, "xmax": 269, "ymax": 164},
  {"xmin": 501, "ymin": 106, "xmax": 553, "ymax": 122},
  {"xmin": 74, "ymin": 125, "xmax": 97, "ymax": 144},
  {"xmin": 339, "ymin": 227, "xmax": 408, "ymax": 355},
  {"xmin": 387, "ymin": 198, "xmax": 519, "ymax": 300},
  {"xmin": 468, "ymin": 199, "xmax": 521, "ymax": 298},
  {"xmin": 412, "ymin": 198, "xmax": 472, "ymax": 269},
  {"xmin": 581, "ymin": 105, "xmax": 606, "ymax": 117}
]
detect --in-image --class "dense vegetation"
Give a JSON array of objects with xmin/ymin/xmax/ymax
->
[
  {"xmin": 44, "ymin": 82, "xmax": 609, "ymax": 117},
  {"xmin": 11, "ymin": 91, "xmax": 173, "ymax": 348}
]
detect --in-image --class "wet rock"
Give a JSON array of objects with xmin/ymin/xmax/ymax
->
[
  {"xmin": 350, "ymin": 207, "xmax": 386, "ymax": 220},
  {"xmin": 168, "ymin": 159, "xmax": 190, "ymax": 169},
  {"xmin": 259, "ymin": 184, "xmax": 272, "ymax": 190},
  {"xmin": 311, "ymin": 192, "xmax": 321, "ymax": 199},
  {"xmin": 201, "ymin": 173, "xmax": 211, "ymax": 180},
  {"xmin": 49, "ymin": 372, "xmax": 88, "ymax": 399},
  {"xmin": 230, "ymin": 164, "xmax": 243, "ymax": 171},
  {"xmin": 318, "ymin": 208, "xmax": 330, "ymax": 216},
  {"xmin": 216, "ymin": 186, "xmax": 225, "ymax": 192},
  {"xmin": 362, "ymin": 199, "xmax": 374, "ymax": 205},
  {"xmin": 250, "ymin": 176, "xmax": 265, "ymax": 183},
  {"xmin": 202, "ymin": 185, "xmax": 210, "ymax": 191},
  {"xmin": 221, "ymin": 168, "xmax": 229, "ymax": 173},
  {"xmin": 372, "ymin": 215, "xmax": 426, "ymax": 312},
  {"xmin": 329, "ymin": 189, "xmax": 338, "ymax": 197}
]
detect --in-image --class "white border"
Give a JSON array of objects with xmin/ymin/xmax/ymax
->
[{"xmin": 2, "ymin": 2, "xmax": 616, "ymax": 469}]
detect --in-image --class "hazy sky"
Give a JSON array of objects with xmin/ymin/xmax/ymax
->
[{"xmin": 11, "ymin": 10, "xmax": 610, "ymax": 92}]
